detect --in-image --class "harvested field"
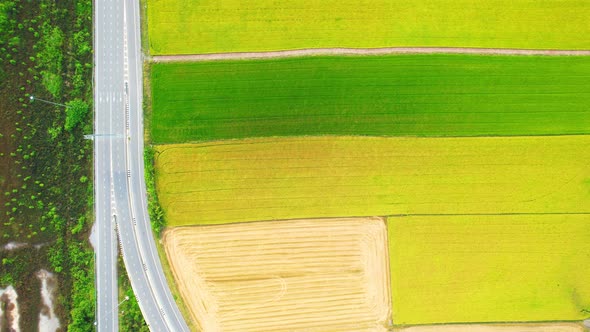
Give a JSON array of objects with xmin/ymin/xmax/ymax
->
[
  {"xmin": 150, "ymin": 55, "xmax": 590, "ymax": 143},
  {"xmin": 392, "ymin": 323, "xmax": 587, "ymax": 332},
  {"xmin": 162, "ymin": 217, "xmax": 391, "ymax": 331},
  {"xmin": 155, "ymin": 135, "xmax": 590, "ymax": 226},
  {"xmin": 147, "ymin": 0, "xmax": 590, "ymax": 54},
  {"xmin": 388, "ymin": 214, "xmax": 590, "ymax": 325}
]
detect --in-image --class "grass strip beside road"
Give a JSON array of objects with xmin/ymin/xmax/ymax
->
[
  {"xmin": 154, "ymin": 135, "xmax": 590, "ymax": 226},
  {"xmin": 147, "ymin": 0, "xmax": 590, "ymax": 54},
  {"xmin": 151, "ymin": 55, "xmax": 590, "ymax": 143},
  {"xmin": 388, "ymin": 214, "xmax": 590, "ymax": 324},
  {"xmin": 153, "ymin": 233, "xmax": 198, "ymax": 332}
]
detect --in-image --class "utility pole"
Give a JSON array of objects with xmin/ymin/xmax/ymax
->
[
  {"xmin": 29, "ymin": 95, "xmax": 68, "ymax": 108},
  {"xmin": 94, "ymin": 296, "xmax": 130, "ymax": 328}
]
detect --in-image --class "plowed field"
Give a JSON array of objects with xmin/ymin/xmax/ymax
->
[{"xmin": 163, "ymin": 217, "xmax": 391, "ymax": 331}]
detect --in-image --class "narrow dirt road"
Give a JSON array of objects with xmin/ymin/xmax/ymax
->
[{"xmin": 152, "ymin": 47, "xmax": 590, "ymax": 62}]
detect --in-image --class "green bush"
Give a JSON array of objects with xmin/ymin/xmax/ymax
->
[
  {"xmin": 64, "ymin": 99, "xmax": 89, "ymax": 131},
  {"xmin": 37, "ymin": 25, "xmax": 64, "ymax": 98},
  {"xmin": 144, "ymin": 146, "xmax": 166, "ymax": 235}
]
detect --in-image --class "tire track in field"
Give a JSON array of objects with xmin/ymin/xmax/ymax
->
[{"xmin": 151, "ymin": 47, "xmax": 590, "ymax": 62}]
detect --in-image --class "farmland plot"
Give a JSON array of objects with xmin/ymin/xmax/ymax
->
[
  {"xmin": 392, "ymin": 323, "xmax": 587, "ymax": 332},
  {"xmin": 163, "ymin": 217, "xmax": 391, "ymax": 331},
  {"xmin": 151, "ymin": 55, "xmax": 590, "ymax": 143},
  {"xmin": 155, "ymin": 135, "xmax": 590, "ymax": 226},
  {"xmin": 388, "ymin": 214, "xmax": 590, "ymax": 325},
  {"xmin": 147, "ymin": 0, "xmax": 590, "ymax": 54}
]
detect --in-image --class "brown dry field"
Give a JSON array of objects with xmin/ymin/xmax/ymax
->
[
  {"xmin": 163, "ymin": 217, "xmax": 391, "ymax": 331},
  {"xmin": 392, "ymin": 323, "xmax": 587, "ymax": 332}
]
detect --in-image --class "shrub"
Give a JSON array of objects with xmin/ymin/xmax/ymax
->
[{"xmin": 64, "ymin": 99, "xmax": 89, "ymax": 131}]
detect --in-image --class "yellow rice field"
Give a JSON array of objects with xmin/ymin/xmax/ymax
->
[
  {"xmin": 388, "ymin": 214, "xmax": 590, "ymax": 325},
  {"xmin": 162, "ymin": 217, "xmax": 391, "ymax": 331},
  {"xmin": 155, "ymin": 135, "xmax": 590, "ymax": 226},
  {"xmin": 147, "ymin": 0, "xmax": 590, "ymax": 54},
  {"xmin": 392, "ymin": 323, "xmax": 587, "ymax": 332}
]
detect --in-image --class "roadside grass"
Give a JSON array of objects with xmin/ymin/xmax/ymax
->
[
  {"xmin": 388, "ymin": 214, "xmax": 590, "ymax": 324},
  {"xmin": 154, "ymin": 135, "xmax": 590, "ymax": 226},
  {"xmin": 142, "ymin": 62, "xmax": 153, "ymax": 143},
  {"xmin": 150, "ymin": 55, "xmax": 590, "ymax": 143},
  {"xmin": 153, "ymin": 231, "xmax": 198, "ymax": 332},
  {"xmin": 143, "ymin": 71, "xmax": 196, "ymax": 330},
  {"xmin": 118, "ymin": 257, "xmax": 149, "ymax": 332},
  {"xmin": 147, "ymin": 0, "xmax": 590, "ymax": 54},
  {"xmin": 144, "ymin": 146, "xmax": 165, "ymax": 235},
  {"xmin": 139, "ymin": 0, "xmax": 198, "ymax": 322},
  {"xmin": 139, "ymin": 0, "xmax": 150, "ymax": 56}
]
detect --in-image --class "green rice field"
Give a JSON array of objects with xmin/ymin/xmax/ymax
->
[
  {"xmin": 155, "ymin": 135, "xmax": 590, "ymax": 226},
  {"xmin": 388, "ymin": 214, "xmax": 590, "ymax": 324},
  {"xmin": 147, "ymin": 0, "xmax": 590, "ymax": 54},
  {"xmin": 151, "ymin": 55, "xmax": 590, "ymax": 143}
]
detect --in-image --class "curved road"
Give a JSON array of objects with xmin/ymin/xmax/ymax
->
[{"xmin": 94, "ymin": 0, "xmax": 189, "ymax": 331}]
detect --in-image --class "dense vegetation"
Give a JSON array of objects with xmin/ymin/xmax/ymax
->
[
  {"xmin": 144, "ymin": 146, "xmax": 166, "ymax": 235},
  {"xmin": 119, "ymin": 258, "xmax": 149, "ymax": 331},
  {"xmin": 148, "ymin": 0, "xmax": 590, "ymax": 54},
  {"xmin": 151, "ymin": 55, "xmax": 590, "ymax": 143},
  {"xmin": 0, "ymin": 0, "xmax": 95, "ymax": 330}
]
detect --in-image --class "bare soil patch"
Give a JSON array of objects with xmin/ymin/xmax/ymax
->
[{"xmin": 163, "ymin": 217, "xmax": 391, "ymax": 331}]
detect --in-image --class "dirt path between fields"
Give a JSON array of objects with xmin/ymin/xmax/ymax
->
[{"xmin": 152, "ymin": 47, "xmax": 590, "ymax": 62}]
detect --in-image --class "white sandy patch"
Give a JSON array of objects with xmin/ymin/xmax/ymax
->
[
  {"xmin": 89, "ymin": 222, "xmax": 97, "ymax": 250},
  {"xmin": 37, "ymin": 270, "xmax": 60, "ymax": 332},
  {"xmin": 2, "ymin": 242, "xmax": 28, "ymax": 251},
  {"xmin": 0, "ymin": 285, "xmax": 20, "ymax": 332},
  {"xmin": 33, "ymin": 243, "xmax": 49, "ymax": 250}
]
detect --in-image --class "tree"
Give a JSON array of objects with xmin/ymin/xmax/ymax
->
[{"xmin": 64, "ymin": 99, "xmax": 89, "ymax": 131}]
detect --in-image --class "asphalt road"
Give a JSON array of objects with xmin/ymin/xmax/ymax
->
[
  {"xmin": 124, "ymin": 0, "xmax": 189, "ymax": 330},
  {"xmin": 93, "ymin": 0, "xmax": 121, "ymax": 329},
  {"xmin": 94, "ymin": 0, "xmax": 189, "ymax": 331}
]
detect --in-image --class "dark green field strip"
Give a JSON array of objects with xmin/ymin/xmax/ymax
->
[{"xmin": 151, "ymin": 55, "xmax": 590, "ymax": 143}]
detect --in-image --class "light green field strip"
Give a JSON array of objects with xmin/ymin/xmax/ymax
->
[
  {"xmin": 155, "ymin": 136, "xmax": 590, "ymax": 226},
  {"xmin": 388, "ymin": 214, "xmax": 590, "ymax": 324},
  {"xmin": 392, "ymin": 323, "xmax": 587, "ymax": 332},
  {"xmin": 147, "ymin": 0, "xmax": 590, "ymax": 55},
  {"xmin": 150, "ymin": 55, "xmax": 590, "ymax": 143}
]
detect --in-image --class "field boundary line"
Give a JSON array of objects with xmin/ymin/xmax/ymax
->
[
  {"xmin": 387, "ymin": 212, "xmax": 590, "ymax": 218},
  {"xmin": 151, "ymin": 47, "xmax": 590, "ymax": 62}
]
